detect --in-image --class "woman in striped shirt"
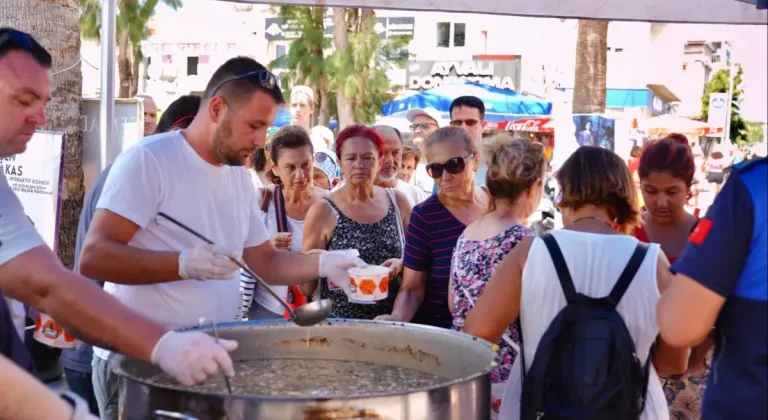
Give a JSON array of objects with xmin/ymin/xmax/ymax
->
[{"xmin": 376, "ymin": 126, "xmax": 489, "ymax": 328}]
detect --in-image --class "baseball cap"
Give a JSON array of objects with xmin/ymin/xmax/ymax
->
[
  {"xmin": 314, "ymin": 150, "xmax": 339, "ymax": 184},
  {"xmin": 291, "ymin": 85, "xmax": 315, "ymax": 103},
  {"xmin": 310, "ymin": 125, "xmax": 334, "ymax": 151},
  {"xmin": 405, "ymin": 107, "xmax": 444, "ymax": 127}
]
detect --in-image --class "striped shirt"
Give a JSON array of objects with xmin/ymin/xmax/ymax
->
[{"xmin": 403, "ymin": 195, "xmax": 467, "ymax": 328}]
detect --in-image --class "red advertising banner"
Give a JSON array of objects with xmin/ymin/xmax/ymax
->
[{"xmin": 497, "ymin": 117, "xmax": 554, "ymax": 133}]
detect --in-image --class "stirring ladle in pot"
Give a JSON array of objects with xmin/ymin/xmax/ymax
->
[
  {"xmin": 197, "ymin": 317, "xmax": 232, "ymax": 395},
  {"xmin": 158, "ymin": 212, "xmax": 332, "ymax": 327}
]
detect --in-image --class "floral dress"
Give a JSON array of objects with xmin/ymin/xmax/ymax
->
[{"xmin": 450, "ymin": 224, "xmax": 534, "ymax": 383}]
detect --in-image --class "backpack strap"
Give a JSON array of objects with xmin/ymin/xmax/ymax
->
[
  {"xmin": 541, "ymin": 234, "xmax": 579, "ymax": 303},
  {"xmin": 607, "ymin": 242, "xmax": 649, "ymax": 307},
  {"xmin": 273, "ymin": 185, "xmax": 289, "ymax": 233},
  {"xmin": 260, "ymin": 188, "xmax": 273, "ymax": 213}
]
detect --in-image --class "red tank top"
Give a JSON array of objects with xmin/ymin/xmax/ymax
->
[{"xmin": 633, "ymin": 209, "xmax": 699, "ymax": 264}]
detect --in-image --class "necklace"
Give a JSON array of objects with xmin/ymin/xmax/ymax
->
[{"xmin": 571, "ymin": 216, "xmax": 614, "ymax": 229}]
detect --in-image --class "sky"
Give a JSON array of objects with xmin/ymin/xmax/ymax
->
[{"xmin": 154, "ymin": 1, "xmax": 767, "ymax": 122}]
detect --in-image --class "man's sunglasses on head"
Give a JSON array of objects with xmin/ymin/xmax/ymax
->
[
  {"xmin": 426, "ymin": 153, "xmax": 474, "ymax": 179},
  {"xmin": 207, "ymin": 69, "xmax": 279, "ymax": 98},
  {"xmin": 0, "ymin": 28, "xmax": 52, "ymax": 67},
  {"xmin": 449, "ymin": 119, "xmax": 482, "ymax": 128}
]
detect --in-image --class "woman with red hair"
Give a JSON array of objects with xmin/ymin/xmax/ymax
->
[
  {"xmin": 300, "ymin": 124, "xmax": 412, "ymax": 319},
  {"xmin": 634, "ymin": 133, "xmax": 710, "ymax": 420}
]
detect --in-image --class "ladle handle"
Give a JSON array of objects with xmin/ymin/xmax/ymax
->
[
  {"xmin": 157, "ymin": 212, "xmax": 299, "ymax": 320},
  {"xmin": 154, "ymin": 410, "xmax": 199, "ymax": 420}
]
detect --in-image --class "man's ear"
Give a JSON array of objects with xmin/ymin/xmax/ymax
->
[{"xmin": 207, "ymin": 97, "xmax": 228, "ymax": 123}]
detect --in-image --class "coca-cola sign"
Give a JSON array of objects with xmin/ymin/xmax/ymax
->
[{"xmin": 500, "ymin": 118, "xmax": 553, "ymax": 133}]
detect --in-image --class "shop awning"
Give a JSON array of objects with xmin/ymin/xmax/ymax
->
[
  {"xmin": 644, "ymin": 114, "xmax": 724, "ymax": 136},
  {"xmin": 224, "ymin": 0, "xmax": 767, "ymax": 24}
]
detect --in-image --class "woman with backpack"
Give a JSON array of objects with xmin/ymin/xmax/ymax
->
[
  {"xmin": 463, "ymin": 146, "xmax": 690, "ymax": 420},
  {"xmin": 634, "ymin": 134, "xmax": 711, "ymax": 420}
]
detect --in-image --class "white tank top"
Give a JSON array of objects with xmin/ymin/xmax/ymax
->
[{"xmin": 499, "ymin": 229, "xmax": 669, "ymax": 420}]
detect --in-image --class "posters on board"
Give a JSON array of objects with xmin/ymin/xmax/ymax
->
[
  {"xmin": 1, "ymin": 131, "xmax": 66, "ymax": 252},
  {"xmin": 573, "ymin": 115, "xmax": 616, "ymax": 151}
]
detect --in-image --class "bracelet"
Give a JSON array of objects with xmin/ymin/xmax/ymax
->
[{"xmin": 60, "ymin": 390, "xmax": 90, "ymax": 420}]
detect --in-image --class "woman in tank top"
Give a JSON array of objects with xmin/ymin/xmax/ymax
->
[
  {"xmin": 449, "ymin": 134, "xmax": 544, "ymax": 416},
  {"xmin": 463, "ymin": 147, "xmax": 691, "ymax": 420},
  {"xmin": 301, "ymin": 125, "xmax": 412, "ymax": 319},
  {"xmin": 634, "ymin": 134, "xmax": 712, "ymax": 420},
  {"xmin": 237, "ymin": 126, "xmax": 328, "ymax": 321}
]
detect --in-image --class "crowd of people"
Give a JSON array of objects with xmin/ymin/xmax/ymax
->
[{"xmin": 0, "ymin": 28, "xmax": 765, "ymax": 420}]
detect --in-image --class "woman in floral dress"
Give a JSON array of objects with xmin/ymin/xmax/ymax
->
[{"xmin": 449, "ymin": 134, "xmax": 545, "ymax": 414}]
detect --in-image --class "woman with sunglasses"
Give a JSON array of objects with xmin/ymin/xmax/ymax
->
[
  {"xmin": 301, "ymin": 124, "xmax": 411, "ymax": 319},
  {"xmin": 312, "ymin": 150, "xmax": 341, "ymax": 190},
  {"xmin": 237, "ymin": 126, "xmax": 328, "ymax": 321},
  {"xmin": 376, "ymin": 126, "xmax": 489, "ymax": 329}
]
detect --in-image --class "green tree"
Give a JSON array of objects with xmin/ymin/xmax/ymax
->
[
  {"xmin": 80, "ymin": 0, "xmax": 182, "ymax": 98},
  {"xmin": 269, "ymin": 6, "xmax": 332, "ymax": 125},
  {"xmin": 743, "ymin": 120, "xmax": 765, "ymax": 145},
  {"xmin": 330, "ymin": 8, "xmax": 410, "ymax": 127},
  {"xmin": 701, "ymin": 64, "xmax": 746, "ymax": 144}
]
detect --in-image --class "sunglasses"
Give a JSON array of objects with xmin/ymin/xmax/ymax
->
[
  {"xmin": 0, "ymin": 29, "xmax": 52, "ymax": 66},
  {"xmin": 426, "ymin": 153, "xmax": 474, "ymax": 179},
  {"xmin": 409, "ymin": 122, "xmax": 436, "ymax": 132},
  {"xmin": 450, "ymin": 119, "xmax": 483, "ymax": 127},
  {"xmin": 206, "ymin": 69, "xmax": 278, "ymax": 98},
  {"xmin": 315, "ymin": 151, "xmax": 336, "ymax": 165}
]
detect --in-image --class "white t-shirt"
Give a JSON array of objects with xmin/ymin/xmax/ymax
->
[
  {"xmin": 93, "ymin": 131, "xmax": 269, "ymax": 360},
  {"xmin": 393, "ymin": 179, "xmax": 429, "ymax": 208},
  {"xmin": 246, "ymin": 189, "xmax": 305, "ymax": 316},
  {"xmin": 0, "ymin": 172, "xmax": 47, "ymax": 341},
  {"xmin": 412, "ymin": 163, "xmax": 434, "ymax": 194}
]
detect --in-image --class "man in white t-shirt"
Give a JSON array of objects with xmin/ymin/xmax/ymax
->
[
  {"xmin": 373, "ymin": 125, "xmax": 429, "ymax": 207},
  {"xmin": 289, "ymin": 85, "xmax": 314, "ymax": 133},
  {"xmin": 405, "ymin": 108, "xmax": 442, "ymax": 194},
  {"xmin": 0, "ymin": 28, "xmax": 234, "ymax": 419},
  {"xmin": 78, "ymin": 57, "xmax": 365, "ymax": 419}
]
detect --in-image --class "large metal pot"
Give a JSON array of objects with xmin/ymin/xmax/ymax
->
[{"xmin": 114, "ymin": 319, "xmax": 497, "ymax": 420}]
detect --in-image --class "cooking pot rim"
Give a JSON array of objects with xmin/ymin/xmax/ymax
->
[{"xmin": 111, "ymin": 319, "xmax": 498, "ymax": 400}]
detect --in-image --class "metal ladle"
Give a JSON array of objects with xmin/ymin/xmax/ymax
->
[
  {"xmin": 158, "ymin": 212, "xmax": 332, "ymax": 327},
  {"xmin": 197, "ymin": 317, "xmax": 232, "ymax": 395}
]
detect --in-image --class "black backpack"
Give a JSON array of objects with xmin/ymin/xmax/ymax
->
[{"xmin": 520, "ymin": 234, "xmax": 652, "ymax": 420}]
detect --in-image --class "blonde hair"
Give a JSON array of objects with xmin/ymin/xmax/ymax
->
[{"xmin": 483, "ymin": 133, "xmax": 546, "ymax": 211}]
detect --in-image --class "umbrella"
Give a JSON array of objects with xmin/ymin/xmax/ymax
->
[{"xmin": 381, "ymin": 81, "xmax": 552, "ymax": 123}]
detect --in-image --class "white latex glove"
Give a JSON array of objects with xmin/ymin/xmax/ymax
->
[
  {"xmin": 178, "ymin": 244, "xmax": 240, "ymax": 280},
  {"xmin": 151, "ymin": 331, "xmax": 239, "ymax": 386},
  {"xmin": 318, "ymin": 249, "xmax": 367, "ymax": 296}
]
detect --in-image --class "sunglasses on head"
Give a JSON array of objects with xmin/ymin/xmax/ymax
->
[
  {"xmin": 315, "ymin": 151, "xmax": 336, "ymax": 164},
  {"xmin": 0, "ymin": 29, "xmax": 52, "ymax": 66},
  {"xmin": 206, "ymin": 69, "xmax": 278, "ymax": 98},
  {"xmin": 449, "ymin": 119, "xmax": 482, "ymax": 127},
  {"xmin": 426, "ymin": 153, "xmax": 474, "ymax": 179}
]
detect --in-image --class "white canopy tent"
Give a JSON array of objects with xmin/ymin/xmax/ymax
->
[{"xmin": 97, "ymin": 0, "xmax": 767, "ymax": 170}]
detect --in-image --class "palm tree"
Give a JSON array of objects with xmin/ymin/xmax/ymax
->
[
  {"xmin": 572, "ymin": 19, "xmax": 609, "ymax": 114},
  {"xmin": 0, "ymin": 0, "xmax": 83, "ymax": 268},
  {"xmin": 331, "ymin": 8, "xmax": 410, "ymax": 127},
  {"xmin": 269, "ymin": 6, "xmax": 332, "ymax": 125},
  {"xmin": 80, "ymin": 0, "xmax": 182, "ymax": 98}
]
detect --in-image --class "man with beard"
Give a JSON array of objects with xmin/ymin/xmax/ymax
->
[
  {"xmin": 79, "ymin": 57, "xmax": 365, "ymax": 419},
  {"xmin": 0, "ymin": 28, "xmax": 240, "ymax": 419},
  {"xmin": 373, "ymin": 125, "xmax": 428, "ymax": 207}
]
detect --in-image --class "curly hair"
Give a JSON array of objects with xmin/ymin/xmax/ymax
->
[
  {"xmin": 483, "ymin": 133, "xmax": 546, "ymax": 211},
  {"xmin": 638, "ymin": 133, "xmax": 695, "ymax": 188},
  {"xmin": 556, "ymin": 146, "xmax": 640, "ymax": 233}
]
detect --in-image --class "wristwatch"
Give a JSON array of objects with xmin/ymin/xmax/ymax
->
[{"xmin": 60, "ymin": 390, "xmax": 91, "ymax": 420}]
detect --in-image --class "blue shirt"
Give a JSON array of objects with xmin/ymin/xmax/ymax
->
[
  {"xmin": 671, "ymin": 158, "xmax": 767, "ymax": 420},
  {"xmin": 59, "ymin": 165, "xmax": 111, "ymax": 373}
]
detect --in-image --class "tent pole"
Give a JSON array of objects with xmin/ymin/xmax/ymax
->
[{"xmin": 99, "ymin": 0, "xmax": 117, "ymax": 172}]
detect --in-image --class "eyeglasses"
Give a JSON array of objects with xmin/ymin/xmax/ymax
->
[
  {"xmin": 450, "ymin": 119, "xmax": 482, "ymax": 127},
  {"xmin": 409, "ymin": 122, "xmax": 436, "ymax": 132},
  {"xmin": 0, "ymin": 29, "xmax": 52, "ymax": 66},
  {"xmin": 315, "ymin": 151, "xmax": 336, "ymax": 165},
  {"xmin": 206, "ymin": 70, "xmax": 278, "ymax": 98},
  {"xmin": 426, "ymin": 153, "xmax": 474, "ymax": 179}
]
